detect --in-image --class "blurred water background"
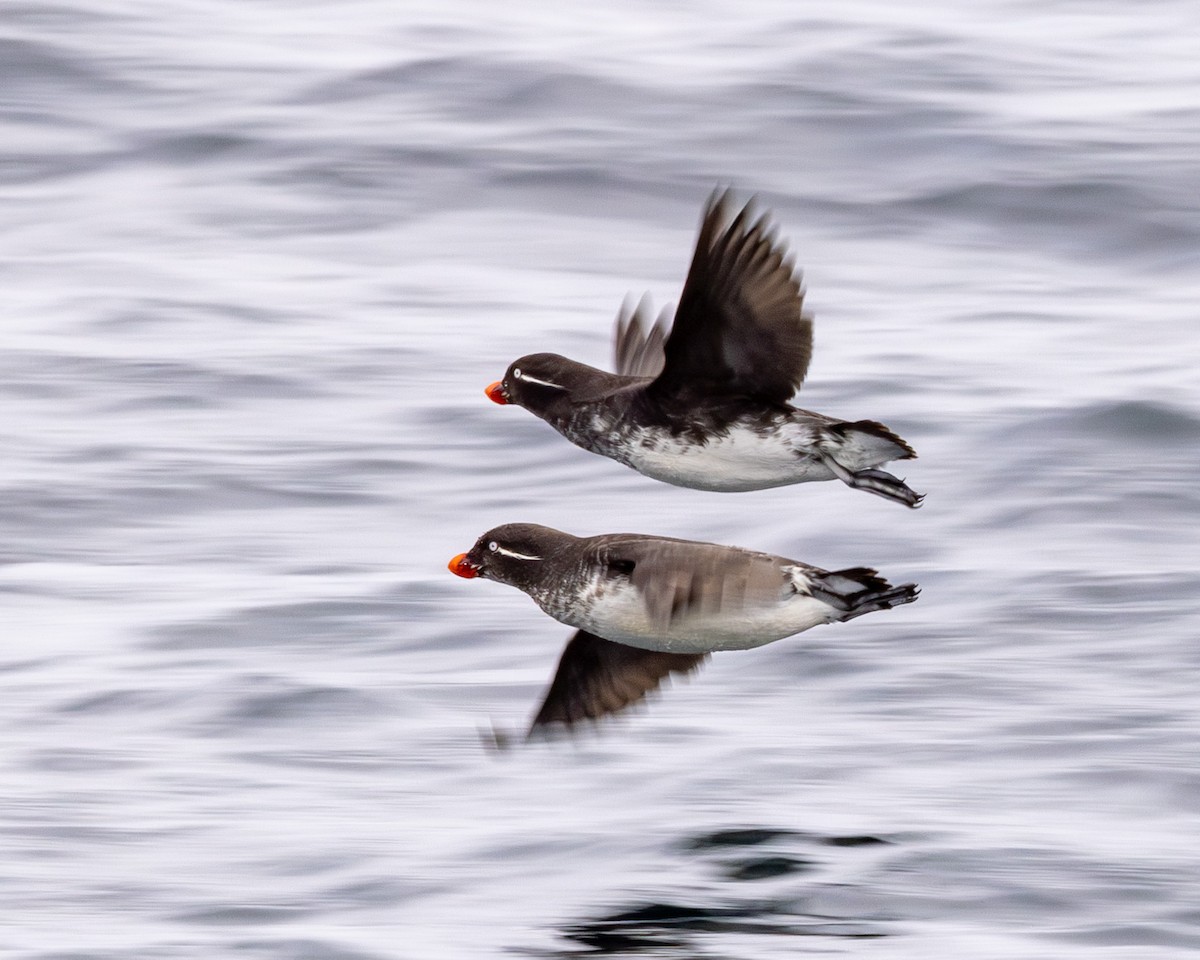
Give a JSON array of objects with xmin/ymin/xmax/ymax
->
[{"xmin": 3, "ymin": 1, "xmax": 1200, "ymax": 957}]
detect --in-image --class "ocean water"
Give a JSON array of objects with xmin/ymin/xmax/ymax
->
[{"xmin": 3, "ymin": 2, "xmax": 1200, "ymax": 957}]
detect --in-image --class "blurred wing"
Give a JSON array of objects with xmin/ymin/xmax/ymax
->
[
  {"xmin": 652, "ymin": 189, "xmax": 813, "ymax": 404},
  {"xmin": 613, "ymin": 295, "xmax": 669, "ymax": 378},
  {"xmin": 624, "ymin": 539, "xmax": 791, "ymax": 630},
  {"xmin": 529, "ymin": 630, "xmax": 707, "ymax": 731}
]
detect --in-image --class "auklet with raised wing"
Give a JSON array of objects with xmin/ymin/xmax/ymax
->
[
  {"xmin": 485, "ymin": 190, "xmax": 923, "ymax": 507},
  {"xmin": 448, "ymin": 523, "xmax": 919, "ymax": 732}
]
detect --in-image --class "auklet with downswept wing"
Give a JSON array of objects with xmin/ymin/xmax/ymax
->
[{"xmin": 449, "ymin": 523, "xmax": 919, "ymax": 734}]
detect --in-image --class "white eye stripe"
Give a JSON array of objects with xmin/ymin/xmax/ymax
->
[
  {"xmin": 512, "ymin": 370, "xmax": 565, "ymax": 390},
  {"xmin": 493, "ymin": 545, "xmax": 543, "ymax": 561}
]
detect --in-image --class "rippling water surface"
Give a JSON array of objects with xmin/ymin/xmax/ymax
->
[{"xmin": 3, "ymin": 2, "xmax": 1200, "ymax": 957}]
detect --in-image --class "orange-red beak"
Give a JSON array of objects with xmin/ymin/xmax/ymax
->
[
  {"xmin": 448, "ymin": 553, "xmax": 480, "ymax": 579},
  {"xmin": 485, "ymin": 381, "xmax": 510, "ymax": 405}
]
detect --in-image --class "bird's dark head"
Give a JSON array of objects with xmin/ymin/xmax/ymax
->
[
  {"xmin": 485, "ymin": 353, "xmax": 591, "ymax": 414},
  {"xmin": 448, "ymin": 523, "xmax": 576, "ymax": 586}
]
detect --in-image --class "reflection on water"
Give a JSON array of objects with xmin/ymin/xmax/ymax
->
[{"xmin": 535, "ymin": 829, "xmax": 896, "ymax": 957}]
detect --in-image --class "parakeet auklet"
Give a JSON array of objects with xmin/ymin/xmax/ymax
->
[
  {"xmin": 485, "ymin": 190, "xmax": 923, "ymax": 508},
  {"xmin": 449, "ymin": 523, "xmax": 919, "ymax": 732}
]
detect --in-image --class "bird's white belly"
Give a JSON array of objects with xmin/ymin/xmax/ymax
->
[
  {"xmin": 617, "ymin": 423, "xmax": 833, "ymax": 492},
  {"xmin": 557, "ymin": 580, "xmax": 838, "ymax": 654}
]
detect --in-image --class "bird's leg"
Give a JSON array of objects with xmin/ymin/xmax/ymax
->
[{"xmin": 819, "ymin": 454, "xmax": 925, "ymax": 509}]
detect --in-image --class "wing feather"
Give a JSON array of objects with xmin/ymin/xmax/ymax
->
[
  {"xmin": 652, "ymin": 190, "xmax": 813, "ymax": 404},
  {"xmin": 592, "ymin": 537, "xmax": 792, "ymax": 631},
  {"xmin": 530, "ymin": 630, "xmax": 706, "ymax": 731},
  {"xmin": 613, "ymin": 295, "xmax": 669, "ymax": 378}
]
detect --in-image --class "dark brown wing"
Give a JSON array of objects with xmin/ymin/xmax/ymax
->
[
  {"xmin": 623, "ymin": 538, "xmax": 792, "ymax": 630},
  {"xmin": 613, "ymin": 295, "xmax": 668, "ymax": 378},
  {"xmin": 651, "ymin": 189, "xmax": 813, "ymax": 404},
  {"xmin": 529, "ymin": 630, "xmax": 707, "ymax": 732}
]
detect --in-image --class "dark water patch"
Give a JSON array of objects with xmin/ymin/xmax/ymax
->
[
  {"xmin": 0, "ymin": 36, "xmax": 119, "ymax": 93},
  {"xmin": 320, "ymin": 876, "xmax": 421, "ymax": 908},
  {"xmin": 768, "ymin": 640, "xmax": 881, "ymax": 680},
  {"xmin": 724, "ymin": 855, "xmax": 814, "ymax": 881},
  {"xmin": 1002, "ymin": 711, "xmax": 1179, "ymax": 741},
  {"xmin": 7, "ymin": 809, "xmax": 184, "ymax": 846},
  {"xmin": 146, "ymin": 595, "xmax": 406, "ymax": 651},
  {"xmin": 1165, "ymin": 906, "xmax": 1200, "ymax": 927},
  {"xmin": 96, "ymin": 369, "xmax": 325, "ymax": 409},
  {"xmin": 0, "ymin": 469, "xmax": 384, "ymax": 541},
  {"xmin": 1054, "ymin": 922, "xmax": 1200, "ymax": 949},
  {"xmin": 898, "ymin": 180, "xmax": 1200, "ymax": 259},
  {"xmin": 296, "ymin": 54, "xmax": 517, "ymax": 104},
  {"xmin": 127, "ymin": 470, "xmax": 387, "ymax": 513},
  {"xmin": 275, "ymin": 144, "xmax": 472, "ymax": 186},
  {"xmin": 682, "ymin": 828, "xmax": 894, "ymax": 891},
  {"xmin": 229, "ymin": 748, "xmax": 393, "ymax": 774},
  {"xmin": 299, "ymin": 54, "xmax": 647, "ymax": 128},
  {"xmin": 720, "ymin": 81, "xmax": 988, "ymax": 174},
  {"xmin": 20, "ymin": 952, "xmax": 194, "ymax": 960},
  {"xmin": 227, "ymin": 940, "xmax": 390, "ymax": 960},
  {"xmin": 24, "ymin": 746, "xmax": 142, "ymax": 773},
  {"xmin": 1048, "ymin": 764, "xmax": 1200, "ymax": 817},
  {"xmin": 96, "ymin": 298, "xmax": 295, "ymax": 331},
  {"xmin": 544, "ymin": 898, "xmax": 888, "ymax": 956},
  {"xmin": 51, "ymin": 443, "xmax": 142, "ymax": 465},
  {"xmin": 560, "ymin": 902, "xmax": 727, "ymax": 953},
  {"xmin": 321, "ymin": 455, "xmax": 422, "ymax": 482},
  {"xmin": 56, "ymin": 687, "xmax": 181, "ymax": 717},
  {"xmin": 106, "ymin": 392, "xmax": 211, "ymax": 411},
  {"xmin": 982, "ymin": 486, "xmax": 1200, "ymax": 537},
  {"xmin": 214, "ymin": 683, "xmax": 383, "ymax": 729},
  {"xmin": 685, "ymin": 827, "xmax": 799, "ymax": 850},
  {"xmin": 175, "ymin": 904, "xmax": 305, "ymax": 926},
  {"xmin": 823, "ymin": 835, "xmax": 890, "ymax": 848},
  {"xmin": 812, "ymin": 371, "xmax": 929, "ymax": 404},
  {"xmin": 253, "ymin": 145, "xmax": 486, "ymax": 220},
  {"xmin": 189, "ymin": 472, "xmax": 387, "ymax": 509},
  {"xmin": 255, "ymin": 850, "xmax": 362, "ymax": 878},
  {"xmin": 877, "ymin": 843, "xmax": 1200, "ymax": 931},
  {"xmin": 0, "ymin": 656, "xmax": 60, "ymax": 674},
  {"xmin": 1072, "ymin": 400, "xmax": 1200, "ymax": 443},
  {"xmin": 0, "ymin": 489, "xmax": 114, "ymax": 542},
  {"xmin": 128, "ymin": 129, "xmax": 280, "ymax": 168},
  {"xmin": 996, "ymin": 400, "xmax": 1200, "ymax": 447},
  {"xmin": 993, "ymin": 569, "xmax": 1200, "ymax": 630},
  {"xmin": 1064, "ymin": 570, "xmax": 1200, "ymax": 608},
  {"xmin": 0, "ymin": 350, "xmax": 323, "ymax": 406},
  {"xmin": 488, "ymin": 165, "xmax": 686, "ymax": 212},
  {"xmin": 4, "ymin": 2, "xmax": 126, "ymax": 26},
  {"xmin": 973, "ymin": 400, "xmax": 1200, "ymax": 527},
  {"xmin": 1, "ymin": 146, "xmax": 120, "ymax": 186}
]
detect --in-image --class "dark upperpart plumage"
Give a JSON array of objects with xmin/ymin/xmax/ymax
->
[
  {"xmin": 486, "ymin": 190, "xmax": 923, "ymax": 507},
  {"xmin": 650, "ymin": 190, "xmax": 813, "ymax": 406}
]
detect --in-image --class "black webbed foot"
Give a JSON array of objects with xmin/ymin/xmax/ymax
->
[{"xmin": 820, "ymin": 457, "xmax": 925, "ymax": 508}]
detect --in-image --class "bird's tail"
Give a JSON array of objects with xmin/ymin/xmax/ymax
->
[
  {"xmin": 828, "ymin": 419, "xmax": 917, "ymax": 462},
  {"xmin": 809, "ymin": 567, "xmax": 920, "ymax": 621}
]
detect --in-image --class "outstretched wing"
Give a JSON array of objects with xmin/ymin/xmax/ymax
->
[
  {"xmin": 530, "ymin": 630, "xmax": 707, "ymax": 731},
  {"xmin": 613, "ymin": 295, "xmax": 669, "ymax": 378},
  {"xmin": 651, "ymin": 189, "xmax": 813, "ymax": 404}
]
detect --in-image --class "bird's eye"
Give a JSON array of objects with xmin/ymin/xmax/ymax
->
[
  {"xmin": 512, "ymin": 367, "xmax": 522, "ymax": 379},
  {"xmin": 487, "ymin": 541, "xmax": 499, "ymax": 552}
]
